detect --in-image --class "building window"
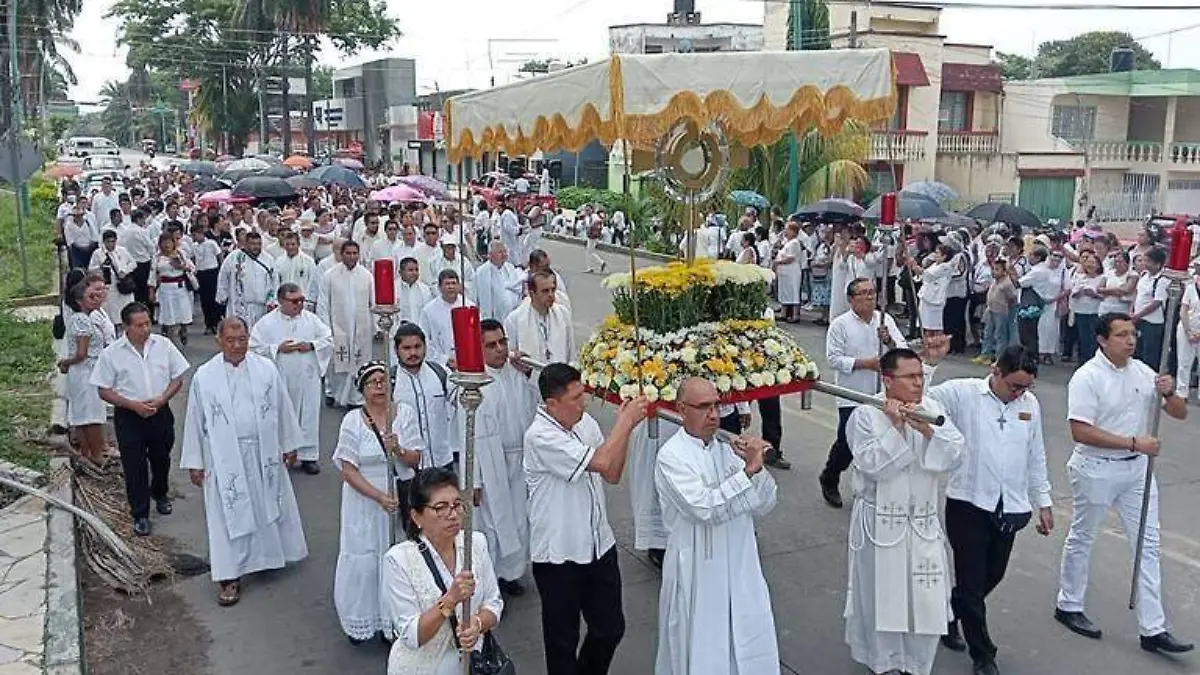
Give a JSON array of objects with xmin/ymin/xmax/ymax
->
[
  {"xmin": 643, "ymin": 44, "xmax": 664, "ymax": 54},
  {"xmin": 1051, "ymin": 105, "xmax": 1097, "ymax": 140},
  {"xmin": 938, "ymin": 91, "xmax": 970, "ymax": 131}
]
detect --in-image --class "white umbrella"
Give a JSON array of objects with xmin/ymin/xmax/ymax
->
[{"xmin": 224, "ymin": 157, "xmax": 272, "ymax": 173}]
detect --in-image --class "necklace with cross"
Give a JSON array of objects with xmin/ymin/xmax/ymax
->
[{"xmin": 996, "ymin": 414, "xmax": 1008, "ymax": 430}]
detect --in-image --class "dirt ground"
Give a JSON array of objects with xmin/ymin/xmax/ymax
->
[{"xmin": 81, "ymin": 563, "xmax": 212, "ymax": 675}]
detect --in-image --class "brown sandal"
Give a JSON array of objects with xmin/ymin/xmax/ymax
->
[{"xmin": 217, "ymin": 580, "xmax": 241, "ymax": 607}]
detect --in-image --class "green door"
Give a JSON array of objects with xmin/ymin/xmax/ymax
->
[{"xmin": 1018, "ymin": 176, "xmax": 1076, "ymax": 224}]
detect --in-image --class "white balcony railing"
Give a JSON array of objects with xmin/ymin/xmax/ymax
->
[
  {"xmin": 1170, "ymin": 142, "xmax": 1200, "ymax": 166},
  {"xmin": 937, "ymin": 131, "xmax": 999, "ymax": 155},
  {"xmin": 869, "ymin": 130, "xmax": 927, "ymax": 163},
  {"xmin": 1073, "ymin": 140, "xmax": 1164, "ymax": 165}
]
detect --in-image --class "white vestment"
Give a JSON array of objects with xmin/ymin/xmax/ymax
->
[
  {"xmin": 250, "ymin": 308, "xmax": 334, "ymax": 461},
  {"xmin": 427, "ymin": 255, "xmax": 476, "ymax": 298},
  {"xmin": 318, "ymin": 264, "xmax": 375, "ymax": 406},
  {"xmin": 414, "ymin": 243, "xmax": 440, "ymax": 285},
  {"xmin": 654, "ymin": 429, "xmax": 780, "ymax": 675},
  {"xmin": 630, "ymin": 420, "xmax": 673, "ymax": 550},
  {"xmin": 473, "ymin": 363, "xmax": 538, "ymax": 580},
  {"xmin": 830, "ymin": 252, "xmax": 871, "ymax": 321},
  {"xmin": 845, "ymin": 399, "xmax": 964, "ymax": 675},
  {"xmin": 180, "ymin": 353, "xmax": 308, "ymax": 581},
  {"xmin": 216, "ymin": 250, "xmax": 278, "ymax": 327},
  {"xmin": 473, "ymin": 261, "xmax": 525, "ymax": 321},
  {"xmin": 503, "ymin": 301, "xmax": 576, "ymax": 365},
  {"xmin": 420, "ymin": 296, "xmax": 475, "ymax": 367},
  {"xmin": 499, "ymin": 209, "xmax": 524, "ymax": 266},
  {"xmin": 275, "ymin": 252, "xmax": 317, "ymax": 293},
  {"xmin": 393, "ymin": 279, "xmax": 434, "ymax": 333}
]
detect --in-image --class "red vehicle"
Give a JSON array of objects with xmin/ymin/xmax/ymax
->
[{"xmin": 469, "ymin": 171, "xmax": 557, "ymax": 213}]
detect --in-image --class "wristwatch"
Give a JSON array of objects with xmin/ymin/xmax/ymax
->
[{"xmin": 436, "ymin": 597, "xmax": 455, "ymax": 618}]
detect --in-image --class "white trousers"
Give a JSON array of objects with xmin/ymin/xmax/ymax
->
[
  {"xmin": 1056, "ymin": 452, "xmax": 1166, "ymax": 636},
  {"xmin": 1175, "ymin": 324, "xmax": 1199, "ymax": 397},
  {"xmin": 585, "ymin": 238, "xmax": 604, "ymax": 271},
  {"xmin": 1037, "ymin": 308, "xmax": 1060, "ymax": 355}
]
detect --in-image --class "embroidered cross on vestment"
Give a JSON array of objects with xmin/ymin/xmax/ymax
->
[{"xmin": 913, "ymin": 559, "xmax": 944, "ymax": 589}]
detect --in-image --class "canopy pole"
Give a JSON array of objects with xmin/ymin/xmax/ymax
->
[{"xmin": 622, "ymin": 140, "xmax": 643, "ymax": 394}]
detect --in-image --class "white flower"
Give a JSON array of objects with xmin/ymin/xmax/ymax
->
[
  {"xmin": 763, "ymin": 338, "xmax": 782, "ymax": 356},
  {"xmin": 587, "ymin": 372, "xmax": 600, "ymax": 388},
  {"xmin": 592, "ymin": 343, "xmax": 607, "ymax": 359},
  {"xmin": 680, "ymin": 346, "xmax": 698, "ymax": 363},
  {"xmin": 716, "ymin": 375, "xmax": 732, "ymax": 393},
  {"xmin": 597, "ymin": 372, "xmax": 612, "ymax": 389},
  {"xmin": 731, "ymin": 374, "xmax": 747, "ymax": 391},
  {"xmin": 759, "ymin": 371, "xmax": 775, "ymax": 386},
  {"xmin": 619, "ymin": 384, "xmax": 640, "ymax": 400},
  {"xmin": 642, "ymin": 384, "xmax": 660, "ymax": 402},
  {"xmin": 660, "ymin": 384, "xmax": 678, "ymax": 402},
  {"xmin": 806, "ymin": 362, "xmax": 820, "ymax": 378},
  {"xmin": 776, "ymin": 369, "xmax": 792, "ymax": 385}
]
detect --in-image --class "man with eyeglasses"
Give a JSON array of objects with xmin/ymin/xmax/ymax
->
[
  {"xmin": 921, "ymin": 344, "xmax": 1053, "ymax": 675},
  {"xmin": 251, "ymin": 283, "xmax": 333, "ymax": 475}
]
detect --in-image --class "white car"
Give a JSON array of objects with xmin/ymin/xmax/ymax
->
[
  {"xmin": 64, "ymin": 137, "xmax": 120, "ymax": 158},
  {"xmin": 82, "ymin": 155, "xmax": 125, "ymax": 172}
]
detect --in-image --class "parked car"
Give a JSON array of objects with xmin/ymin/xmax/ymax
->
[
  {"xmin": 468, "ymin": 171, "xmax": 556, "ymax": 212},
  {"xmin": 64, "ymin": 136, "xmax": 120, "ymax": 158}
]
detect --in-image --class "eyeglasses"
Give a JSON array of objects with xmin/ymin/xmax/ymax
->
[
  {"xmin": 427, "ymin": 500, "xmax": 466, "ymax": 518},
  {"xmin": 1002, "ymin": 379, "xmax": 1035, "ymax": 393},
  {"xmin": 678, "ymin": 400, "xmax": 719, "ymax": 413},
  {"xmin": 282, "ymin": 297, "xmax": 305, "ymax": 305},
  {"xmin": 363, "ymin": 378, "xmax": 388, "ymax": 389}
]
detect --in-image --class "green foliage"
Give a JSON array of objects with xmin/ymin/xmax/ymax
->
[
  {"xmin": 557, "ymin": 186, "xmax": 624, "ymax": 211},
  {"xmin": 729, "ymin": 124, "xmax": 869, "ymax": 212},
  {"xmin": 611, "ymin": 281, "xmax": 770, "ymax": 334},
  {"xmin": 0, "ymin": 310, "xmax": 55, "ymax": 474},
  {"xmin": 1034, "ymin": 31, "xmax": 1160, "ymax": 78},
  {"xmin": 47, "ymin": 115, "xmax": 73, "ymax": 141},
  {"xmin": 995, "ymin": 51, "xmax": 1033, "ymax": 80},
  {"xmin": 0, "ymin": 181, "xmax": 58, "ymax": 300}
]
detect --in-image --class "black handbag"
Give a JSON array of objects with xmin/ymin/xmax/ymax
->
[{"xmin": 417, "ymin": 542, "xmax": 515, "ymax": 675}]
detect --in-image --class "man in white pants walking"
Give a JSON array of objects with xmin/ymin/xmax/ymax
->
[{"xmin": 1054, "ymin": 312, "xmax": 1191, "ymax": 654}]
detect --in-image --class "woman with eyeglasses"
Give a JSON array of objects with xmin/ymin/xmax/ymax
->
[
  {"xmin": 381, "ymin": 467, "xmax": 504, "ymax": 675},
  {"xmin": 1068, "ymin": 250, "xmax": 1105, "ymax": 363},
  {"xmin": 333, "ymin": 362, "xmax": 424, "ymax": 646},
  {"xmin": 58, "ymin": 275, "xmax": 116, "ymax": 465}
]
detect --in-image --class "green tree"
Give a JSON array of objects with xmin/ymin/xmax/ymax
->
[
  {"xmin": 732, "ymin": 124, "xmax": 869, "ymax": 210},
  {"xmin": 1034, "ymin": 31, "xmax": 1160, "ymax": 78},
  {"xmin": 0, "ymin": 0, "xmax": 83, "ymax": 131},
  {"xmin": 995, "ymin": 51, "xmax": 1033, "ymax": 80}
]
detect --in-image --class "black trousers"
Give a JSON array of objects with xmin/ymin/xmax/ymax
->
[
  {"xmin": 758, "ymin": 396, "xmax": 782, "ymax": 458},
  {"xmin": 113, "ymin": 406, "xmax": 175, "ymax": 519},
  {"xmin": 196, "ymin": 268, "xmax": 221, "ymax": 331},
  {"xmin": 68, "ymin": 244, "xmax": 95, "ymax": 270},
  {"xmin": 132, "ymin": 261, "xmax": 152, "ymax": 306},
  {"xmin": 944, "ymin": 295, "xmax": 969, "ymax": 353},
  {"xmin": 719, "ymin": 411, "xmax": 742, "ymax": 435},
  {"xmin": 820, "ymin": 406, "xmax": 856, "ymax": 486},
  {"xmin": 531, "ymin": 546, "xmax": 624, "ymax": 675},
  {"xmin": 945, "ymin": 498, "xmax": 1021, "ymax": 663}
]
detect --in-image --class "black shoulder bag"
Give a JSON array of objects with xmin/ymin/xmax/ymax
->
[{"xmin": 417, "ymin": 542, "xmax": 515, "ymax": 675}]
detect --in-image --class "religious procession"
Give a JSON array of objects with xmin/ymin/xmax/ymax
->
[{"xmin": 26, "ymin": 5, "xmax": 1200, "ymax": 675}]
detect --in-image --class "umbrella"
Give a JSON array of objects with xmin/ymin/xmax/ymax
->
[
  {"xmin": 964, "ymin": 202, "xmax": 1042, "ymax": 232},
  {"xmin": 225, "ymin": 157, "xmax": 272, "ymax": 173},
  {"xmin": 44, "ymin": 163, "xmax": 81, "ymax": 179},
  {"xmin": 397, "ymin": 174, "xmax": 452, "ymax": 201},
  {"xmin": 215, "ymin": 154, "xmax": 236, "ymax": 162},
  {"xmin": 179, "ymin": 161, "xmax": 219, "ymax": 176},
  {"xmin": 309, "ymin": 165, "xmax": 367, "ymax": 189},
  {"xmin": 864, "ymin": 192, "xmax": 947, "ymax": 221},
  {"xmin": 729, "ymin": 190, "xmax": 770, "ymax": 210},
  {"xmin": 221, "ymin": 168, "xmax": 267, "ymax": 183},
  {"xmin": 903, "ymin": 180, "xmax": 959, "ymax": 206},
  {"xmin": 188, "ymin": 175, "xmax": 230, "ymax": 193},
  {"xmin": 369, "ymin": 184, "xmax": 425, "ymax": 202},
  {"xmin": 334, "ymin": 157, "xmax": 364, "ymax": 171},
  {"xmin": 231, "ymin": 176, "xmax": 297, "ymax": 200},
  {"xmin": 261, "ymin": 164, "xmax": 299, "ymax": 178},
  {"xmin": 793, "ymin": 198, "xmax": 863, "ymax": 223},
  {"xmin": 251, "ymin": 154, "xmax": 283, "ymax": 165},
  {"xmin": 283, "ymin": 155, "xmax": 313, "ymax": 169},
  {"xmin": 286, "ymin": 175, "xmax": 322, "ymax": 190},
  {"xmin": 197, "ymin": 189, "xmax": 255, "ymax": 207}
]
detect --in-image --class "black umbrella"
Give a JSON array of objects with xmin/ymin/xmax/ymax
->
[
  {"xmin": 793, "ymin": 198, "xmax": 864, "ymax": 224},
  {"xmin": 286, "ymin": 175, "xmax": 321, "ymax": 190},
  {"xmin": 232, "ymin": 176, "xmax": 297, "ymax": 200},
  {"xmin": 262, "ymin": 164, "xmax": 299, "ymax": 178},
  {"xmin": 179, "ymin": 161, "xmax": 219, "ymax": 176},
  {"xmin": 964, "ymin": 202, "xmax": 1042, "ymax": 232},
  {"xmin": 189, "ymin": 175, "xmax": 230, "ymax": 193},
  {"xmin": 864, "ymin": 191, "xmax": 947, "ymax": 221},
  {"xmin": 221, "ymin": 167, "xmax": 266, "ymax": 183},
  {"xmin": 309, "ymin": 164, "xmax": 366, "ymax": 189}
]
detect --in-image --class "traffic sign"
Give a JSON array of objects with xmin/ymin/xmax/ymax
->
[{"xmin": 0, "ymin": 141, "xmax": 43, "ymax": 184}]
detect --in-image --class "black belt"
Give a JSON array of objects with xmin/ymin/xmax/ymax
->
[{"xmin": 1091, "ymin": 453, "xmax": 1139, "ymax": 462}]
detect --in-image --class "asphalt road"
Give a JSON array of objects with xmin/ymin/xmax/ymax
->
[{"xmin": 156, "ymin": 239, "xmax": 1200, "ymax": 675}]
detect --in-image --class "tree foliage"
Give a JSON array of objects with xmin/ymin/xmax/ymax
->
[
  {"xmin": 995, "ymin": 51, "xmax": 1032, "ymax": 80},
  {"xmin": 999, "ymin": 31, "xmax": 1162, "ymax": 81}
]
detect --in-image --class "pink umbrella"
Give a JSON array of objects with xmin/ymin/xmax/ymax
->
[
  {"xmin": 397, "ymin": 175, "xmax": 453, "ymax": 201},
  {"xmin": 334, "ymin": 157, "xmax": 365, "ymax": 171},
  {"xmin": 198, "ymin": 189, "xmax": 254, "ymax": 207},
  {"xmin": 370, "ymin": 184, "xmax": 425, "ymax": 203}
]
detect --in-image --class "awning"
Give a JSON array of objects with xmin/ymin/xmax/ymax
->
[
  {"xmin": 942, "ymin": 63, "xmax": 1003, "ymax": 93},
  {"xmin": 893, "ymin": 52, "xmax": 931, "ymax": 87}
]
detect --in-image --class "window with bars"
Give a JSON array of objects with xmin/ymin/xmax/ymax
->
[
  {"xmin": 1051, "ymin": 105, "xmax": 1097, "ymax": 140},
  {"xmin": 938, "ymin": 92, "xmax": 969, "ymax": 131}
]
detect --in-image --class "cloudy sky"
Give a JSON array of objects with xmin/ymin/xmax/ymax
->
[{"xmin": 68, "ymin": 0, "xmax": 1200, "ymax": 103}]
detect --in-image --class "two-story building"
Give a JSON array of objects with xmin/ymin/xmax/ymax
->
[{"xmin": 310, "ymin": 58, "xmax": 418, "ymax": 164}]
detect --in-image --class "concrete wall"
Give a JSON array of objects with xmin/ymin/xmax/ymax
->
[
  {"xmin": 827, "ymin": 1, "xmax": 941, "ymax": 35},
  {"xmin": 944, "ymin": 43, "xmax": 992, "ymax": 65},
  {"xmin": 859, "ymin": 33, "xmax": 944, "ymax": 183},
  {"xmin": 935, "ymin": 152, "xmax": 1019, "ymax": 206},
  {"xmin": 973, "ymin": 91, "xmax": 1000, "ymax": 131},
  {"xmin": 1003, "ymin": 81, "xmax": 1070, "ymax": 153},
  {"xmin": 1173, "ymin": 98, "xmax": 1200, "ymax": 142},
  {"xmin": 608, "ymin": 24, "xmax": 763, "ymax": 54},
  {"xmin": 763, "ymin": 1, "xmax": 788, "ymax": 50},
  {"xmin": 1127, "ymin": 97, "xmax": 1167, "ymax": 142},
  {"xmin": 1052, "ymin": 94, "xmax": 1129, "ymax": 141}
]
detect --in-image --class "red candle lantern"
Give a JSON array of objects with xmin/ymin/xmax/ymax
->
[
  {"xmin": 373, "ymin": 258, "xmax": 395, "ymax": 306},
  {"xmin": 450, "ymin": 305, "xmax": 485, "ymax": 373},
  {"xmin": 1167, "ymin": 216, "xmax": 1194, "ymax": 272},
  {"xmin": 880, "ymin": 192, "xmax": 897, "ymax": 226}
]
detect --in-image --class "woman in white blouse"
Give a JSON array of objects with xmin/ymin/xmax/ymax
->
[
  {"xmin": 1097, "ymin": 250, "xmax": 1137, "ymax": 317},
  {"xmin": 773, "ymin": 222, "xmax": 804, "ymax": 322},
  {"xmin": 911, "ymin": 243, "xmax": 955, "ymax": 339},
  {"xmin": 88, "ymin": 229, "xmax": 135, "ymax": 331},
  {"xmin": 1176, "ymin": 265, "xmax": 1200, "ymax": 399},
  {"xmin": 148, "ymin": 232, "xmax": 196, "ymax": 346},
  {"xmin": 382, "ymin": 467, "xmax": 503, "ymax": 675},
  {"xmin": 57, "ymin": 276, "xmax": 115, "ymax": 464},
  {"xmin": 1068, "ymin": 250, "xmax": 1105, "ymax": 363}
]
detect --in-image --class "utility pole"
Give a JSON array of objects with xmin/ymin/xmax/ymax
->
[{"xmin": 6, "ymin": 0, "xmax": 34, "ymax": 295}]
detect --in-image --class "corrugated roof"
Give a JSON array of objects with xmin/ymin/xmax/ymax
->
[
  {"xmin": 893, "ymin": 51, "xmax": 931, "ymax": 87},
  {"xmin": 942, "ymin": 62, "xmax": 1003, "ymax": 92}
]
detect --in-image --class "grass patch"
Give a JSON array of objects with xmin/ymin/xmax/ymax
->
[
  {"xmin": 0, "ymin": 181, "xmax": 59, "ymax": 300},
  {"xmin": 0, "ymin": 309, "xmax": 56, "ymax": 474}
]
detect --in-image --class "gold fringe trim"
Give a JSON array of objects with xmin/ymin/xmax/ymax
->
[{"xmin": 446, "ymin": 55, "xmax": 896, "ymax": 162}]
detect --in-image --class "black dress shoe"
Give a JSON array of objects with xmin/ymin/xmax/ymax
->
[
  {"xmin": 647, "ymin": 548, "xmax": 665, "ymax": 569},
  {"xmin": 324, "ymin": 396, "xmax": 335, "ymax": 408},
  {"xmin": 1140, "ymin": 632, "xmax": 1195, "ymax": 654},
  {"xmin": 301, "ymin": 461, "xmax": 321, "ymax": 475},
  {"xmin": 498, "ymin": 579, "xmax": 525, "ymax": 597},
  {"xmin": 765, "ymin": 454, "xmax": 792, "ymax": 471},
  {"xmin": 820, "ymin": 480, "xmax": 843, "ymax": 508},
  {"xmin": 1054, "ymin": 608, "xmax": 1102, "ymax": 639},
  {"xmin": 132, "ymin": 517, "xmax": 151, "ymax": 537},
  {"xmin": 941, "ymin": 621, "xmax": 966, "ymax": 652},
  {"xmin": 155, "ymin": 498, "xmax": 173, "ymax": 515},
  {"xmin": 972, "ymin": 658, "xmax": 1000, "ymax": 675}
]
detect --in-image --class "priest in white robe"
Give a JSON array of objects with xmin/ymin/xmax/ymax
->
[
  {"xmin": 414, "ymin": 224, "xmax": 442, "ymax": 286},
  {"xmin": 274, "ymin": 231, "xmax": 318, "ymax": 299},
  {"xmin": 250, "ymin": 283, "xmax": 334, "ymax": 474},
  {"xmin": 393, "ymin": 256, "xmax": 433, "ymax": 333},
  {"xmin": 419, "ymin": 268, "xmax": 475, "ymax": 367},
  {"xmin": 216, "ymin": 232, "xmax": 278, "ymax": 328},
  {"xmin": 504, "ymin": 270, "xmax": 575, "ymax": 365},
  {"xmin": 654, "ymin": 377, "xmax": 779, "ymax": 675},
  {"xmin": 317, "ymin": 240, "xmax": 375, "ymax": 407},
  {"xmin": 180, "ymin": 317, "xmax": 308, "ymax": 606},
  {"xmin": 426, "ymin": 235, "xmax": 476, "ymax": 299},
  {"xmin": 475, "ymin": 319, "xmax": 539, "ymax": 594},
  {"xmin": 474, "ymin": 240, "xmax": 525, "ymax": 321},
  {"xmin": 845, "ymin": 347, "xmax": 965, "ymax": 675}
]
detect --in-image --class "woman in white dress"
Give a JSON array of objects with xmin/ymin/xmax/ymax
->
[
  {"xmin": 333, "ymin": 362, "xmax": 425, "ymax": 645},
  {"xmin": 911, "ymin": 243, "xmax": 955, "ymax": 339},
  {"xmin": 149, "ymin": 232, "xmax": 196, "ymax": 346},
  {"xmin": 1097, "ymin": 250, "xmax": 1137, "ymax": 316},
  {"xmin": 382, "ymin": 467, "xmax": 504, "ymax": 675},
  {"xmin": 773, "ymin": 222, "xmax": 803, "ymax": 322},
  {"xmin": 88, "ymin": 229, "xmax": 136, "ymax": 331},
  {"xmin": 1175, "ymin": 265, "xmax": 1200, "ymax": 399},
  {"xmin": 56, "ymin": 276, "xmax": 115, "ymax": 464}
]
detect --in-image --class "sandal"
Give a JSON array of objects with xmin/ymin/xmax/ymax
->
[{"xmin": 217, "ymin": 579, "xmax": 241, "ymax": 607}]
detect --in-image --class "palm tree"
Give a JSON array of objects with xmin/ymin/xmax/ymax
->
[{"xmin": 731, "ymin": 124, "xmax": 870, "ymax": 210}]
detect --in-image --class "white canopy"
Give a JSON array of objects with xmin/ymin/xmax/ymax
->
[{"xmin": 446, "ymin": 49, "xmax": 896, "ymax": 161}]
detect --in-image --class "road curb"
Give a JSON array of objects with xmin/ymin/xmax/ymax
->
[
  {"xmin": 542, "ymin": 233, "xmax": 677, "ymax": 263},
  {"xmin": 6, "ymin": 294, "xmax": 59, "ymax": 308},
  {"xmin": 43, "ymin": 457, "xmax": 83, "ymax": 675}
]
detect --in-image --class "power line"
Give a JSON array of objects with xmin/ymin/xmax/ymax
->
[{"xmin": 752, "ymin": 0, "xmax": 1200, "ymax": 9}]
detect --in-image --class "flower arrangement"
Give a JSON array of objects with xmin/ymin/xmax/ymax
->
[
  {"xmin": 579, "ymin": 316, "xmax": 819, "ymax": 402},
  {"xmin": 601, "ymin": 260, "xmax": 774, "ymax": 333}
]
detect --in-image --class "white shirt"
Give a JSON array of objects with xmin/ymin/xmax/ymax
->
[
  {"xmin": 392, "ymin": 363, "xmax": 455, "ymax": 469},
  {"xmin": 64, "ymin": 217, "xmax": 98, "ymax": 249},
  {"xmin": 1067, "ymin": 350, "xmax": 1159, "ymax": 459},
  {"xmin": 825, "ymin": 309, "xmax": 907, "ymax": 407},
  {"xmin": 89, "ymin": 334, "xmax": 190, "ymax": 401},
  {"xmin": 514, "ymin": 177, "xmax": 530, "ymax": 194},
  {"xmin": 524, "ymin": 410, "xmax": 615, "ymax": 564},
  {"xmin": 91, "ymin": 190, "xmax": 121, "ymax": 226},
  {"xmin": 1098, "ymin": 269, "xmax": 1136, "ymax": 315},
  {"xmin": 1069, "ymin": 272, "xmax": 1104, "ymax": 315},
  {"xmin": 1133, "ymin": 270, "xmax": 1169, "ymax": 324},
  {"xmin": 117, "ymin": 223, "xmax": 156, "ymax": 263},
  {"xmin": 926, "ymin": 376, "xmax": 1053, "ymax": 514},
  {"xmin": 190, "ymin": 239, "xmax": 221, "ymax": 272}
]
